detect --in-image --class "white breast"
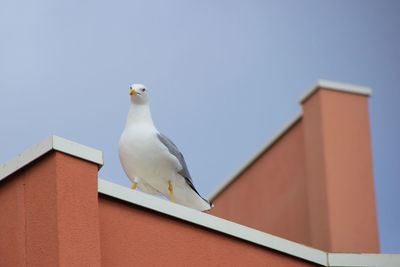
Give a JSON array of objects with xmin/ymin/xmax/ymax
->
[{"xmin": 118, "ymin": 125, "xmax": 182, "ymax": 192}]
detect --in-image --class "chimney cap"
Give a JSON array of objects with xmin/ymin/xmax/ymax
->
[
  {"xmin": 299, "ymin": 80, "xmax": 372, "ymax": 104},
  {"xmin": 0, "ymin": 135, "xmax": 104, "ymax": 182}
]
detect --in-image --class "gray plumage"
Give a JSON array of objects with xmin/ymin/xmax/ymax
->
[{"xmin": 157, "ymin": 133, "xmax": 199, "ymax": 194}]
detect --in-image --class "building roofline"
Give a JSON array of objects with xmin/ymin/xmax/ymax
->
[
  {"xmin": 208, "ymin": 111, "xmax": 302, "ymax": 202},
  {"xmin": 0, "ymin": 135, "xmax": 104, "ymax": 182},
  {"xmin": 298, "ymin": 80, "xmax": 372, "ymax": 104},
  {"xmin": 1, "ymin": 135, "xmax": 399, "ymax": 266},
  {"xmin": 99, "ymin": 179, "xmax": 400, "ymax": 267}
]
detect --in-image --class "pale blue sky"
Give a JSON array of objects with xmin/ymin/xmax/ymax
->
[{"xmin": 1, "ymin": 0, "xmax": 399, "ymax": 253}]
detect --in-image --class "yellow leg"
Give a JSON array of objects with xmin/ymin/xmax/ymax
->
[
  {"xmin": 168, "ymin": 181, "xmax": 174, "ymax": 202},
  {"xmin": 131, "ymin": 182, "xmax": 137, "ymax": 190}
]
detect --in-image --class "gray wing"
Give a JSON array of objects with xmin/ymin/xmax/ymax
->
[
  {"xmin": 157, "ymin": 133, "xmax": 197, "ymax": 190},
  {"xmin": 157, "ymin": 133, "xmax": 211, "ymax": 205}
]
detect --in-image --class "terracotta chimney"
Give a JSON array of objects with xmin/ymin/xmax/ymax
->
[
  {"xmin": 300, "ymin": 80, "xmax": 379, "ymax": 252},
  {"xmin": 209, "ymin": 80, "xmax": 379, "ymax": 253}
]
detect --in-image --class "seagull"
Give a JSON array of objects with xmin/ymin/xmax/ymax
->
[{"xmin": 118, "ymin": 83, "xmax": 212, "ymax": 211}]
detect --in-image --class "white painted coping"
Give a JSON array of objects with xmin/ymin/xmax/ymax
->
[
  {"xmin": 98, "ymin": 179, "xmax": 400, "ymax": 267},
  {"xmin": 298, "ymin": 79, "xmax": 372, "ymax": 104},
  {"xmin": 208, "ymin": 111, "xmax": 302, "ymax": 201},
  {"xmin": 328, "ymin": 253, "xmax": 400, "ymax": 267},
  {"xmin": 98, "ymin": 178, "xmax": 327, "ymax": 265},
  {"xmin": 0, "ymin": 135, "xmax": 104, "ymax": 182}
]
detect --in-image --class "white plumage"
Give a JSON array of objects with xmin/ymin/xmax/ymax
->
[{"xmin": 118, "ymin": 83, "xmax": 211, "ymax": 211}]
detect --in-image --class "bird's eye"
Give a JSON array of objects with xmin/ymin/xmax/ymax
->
[{"xmin": 142, "ymin": 88, "xmax": 146, "ymax": 92}]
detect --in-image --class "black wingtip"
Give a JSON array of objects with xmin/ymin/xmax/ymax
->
[{"xmin": 201, "ymin": 197, "xmax": 213, "ymax": 211}]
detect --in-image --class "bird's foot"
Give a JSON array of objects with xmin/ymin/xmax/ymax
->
[
  {"xmin": 168, "ymin": 181, "xmax": 174, "ymax": 203},
  {"xmin": 131, "ymin": 182, "xmax": 137, "ymax": 190}
]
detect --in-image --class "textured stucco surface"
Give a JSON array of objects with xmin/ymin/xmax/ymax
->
[
  {"xmin": 0, "ymin": 152, "xmax": 102, "ymax": 266},
  {"xmin": 98, "ymin": 196, "xmax": 317, "ymax": 267}
]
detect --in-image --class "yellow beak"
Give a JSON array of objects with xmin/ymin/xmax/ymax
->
[{"xmin": 130, "ymin": 89, "xmax": 138, "ymax": 96}]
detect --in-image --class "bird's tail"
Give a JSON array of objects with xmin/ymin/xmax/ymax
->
[
  {"xmin": 199, "ymin": 195, "xmax": 213, "ymax": 211},
  {"xmin": 173, "ymin": 184, "xmax": 212, "ymax": 211},
  {"xmin": 187, "ymin": 183, "xmax": 213, "ymax": 211},
  {"xmin": 192, "ymin": 194, "xmax": 212, "ymax": 211}
]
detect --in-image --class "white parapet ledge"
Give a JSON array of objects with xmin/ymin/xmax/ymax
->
[
  {"xmin": 299, "ymin": 79, "xmax": 372, "ymax": 104},
  {"xmin": 208, "ymin": 111, "xmax": 303, "ymax": 201},
  {"xmin": 98, "ymin": 178, "xmax": 328, "ymax": 266},
  {"xmin": 328, "ymin": 253, "xmax": 400, "ymax": 267},
  {"xmin": 0, "ymin": 135, "xmax": 104, "ymax": 182}
]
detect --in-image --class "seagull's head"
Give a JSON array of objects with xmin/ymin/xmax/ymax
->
[{"xmin": 129, "ymin": 83, "xmax": 149, "ymax": 104}]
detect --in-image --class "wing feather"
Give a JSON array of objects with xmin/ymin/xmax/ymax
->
[{"xmin": 157, "ymin": 133, "xmax": 198, "ymax": 192}]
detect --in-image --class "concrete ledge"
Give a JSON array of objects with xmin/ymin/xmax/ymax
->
[
  {"xmin": 299, "ymin": 80, "xmax": 372, "ymax": 104},
  {"xmin": 0, "ymin": 135, "xmax": 104, "ymax": 182},
  {"xmin": 328, "ymin": 253, "xmax": 400, "ymax": 267}
]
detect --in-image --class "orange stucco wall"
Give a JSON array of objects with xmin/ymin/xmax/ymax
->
[
  {"xmin": 303, "ymin": 89, "xmax": 379, "ymax": 252},
  {"xmin": 210, "ymin": 120, "xmax": 311, "ymax": 246},
  {"xmin": 0, "ymin": 149, "xmax": 318, "ymax": 266},
  {"xmin": 210, "ymin": 88, "xmax": 379, "ymax": 253},
  {"xmin": 0, "ymin": 151, "xmax": 101, "ymax": 267},
  {"xmin": 98, "ymin": 195, "xmax": 316, "ymax": 267}
]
